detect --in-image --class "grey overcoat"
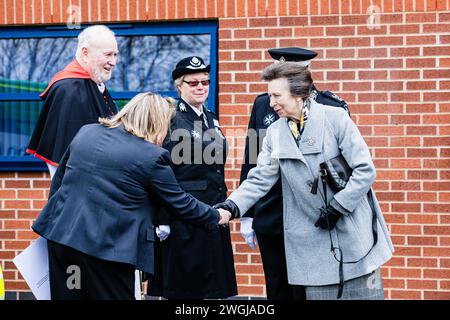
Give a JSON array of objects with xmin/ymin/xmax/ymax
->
[{"xmin": 229, "ymin": 100, "xmax": 394, "ymax": 286}]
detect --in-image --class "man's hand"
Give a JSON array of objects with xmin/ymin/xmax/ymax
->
[
  {"xmin": 218, "ymin": 209, "xmax": 232, "ymax": 225},
  {"xmin": 155, "ymin": 225, "xmax": 171, "ymax": 241},
  {"xmin": 314, "ymin": 206, "xmax": 343, "ymax": 230},
  {"xmin": 240, "ymin": 217, "xmax": 257, "ymax": 249}
]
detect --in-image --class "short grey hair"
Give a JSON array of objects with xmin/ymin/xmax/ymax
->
[
  {"xmin": 173, "ymin": 75, "xmax": 184, "ymax": 96},
  {"xmin": 261, "ymin": 62, "xmax": 313, "ymax": 98},
  {"xmin": 174, "ymin": 75, "xmax": 184, "ymax": 89},
  {"xmin": 75, "ymin": 25, "xmax": 116, "ymax": 60}
]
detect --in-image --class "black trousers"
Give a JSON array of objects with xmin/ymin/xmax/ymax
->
[
  {"xmin": 255, "ymin": 232, "xmax": 305, "ymax": 300},
  {"xmin": 47, "ymin": 240, "xmax": 135, "ymax": 300}
]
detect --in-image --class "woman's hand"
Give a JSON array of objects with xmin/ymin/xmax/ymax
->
[{"xmin": 218, "ymin": 209, "xmax": 232, "ymax": 225}]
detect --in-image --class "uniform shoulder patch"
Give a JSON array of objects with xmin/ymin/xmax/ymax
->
[{"xmin": 263, "ymin": 113, "xmax": 276, "ymax": 126}]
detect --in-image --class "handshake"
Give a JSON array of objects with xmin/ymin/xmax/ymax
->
[
  {"xmin": 214, "ymin": 199, "xmax": 241, "ymax": 225},
  {"xmin": 156, "ymin": 199, "xmax": 241, "ymax": 241}
]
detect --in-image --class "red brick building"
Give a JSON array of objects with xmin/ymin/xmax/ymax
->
[{"xmin": 0, "ymin": 0, "xmax": 449, "ymax": 300}]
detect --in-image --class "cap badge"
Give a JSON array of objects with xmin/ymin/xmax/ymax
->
[
  {"xmin": 190, "ymin": 57, "xmax": 201, "ymax": 67},
  {"xmin": 279, "ymin": 56, "xmax": 286, "ymax": 63}
]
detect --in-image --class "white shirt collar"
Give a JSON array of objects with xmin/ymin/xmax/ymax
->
[
  {"xmin": 97, "ymin": 83, "xmax": 105, "ymax": 93},
  {"xmin": 187, "ymin": 103, "xmax": 204, "ymax": 117}
]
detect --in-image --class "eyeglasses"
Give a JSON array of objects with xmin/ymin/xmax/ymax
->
[{"xmin": 183, "ymin": 79, "xmax": 210, "ymax": 87}]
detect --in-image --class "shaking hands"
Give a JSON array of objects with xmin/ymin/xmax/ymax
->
[{"xmin": 214, "ymin": 199, "xmax": 240, "ymax": 227}]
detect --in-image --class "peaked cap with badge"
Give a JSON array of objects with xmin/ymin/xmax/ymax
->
[
  {"xmin": 172, "ymin": 56, "xmax": 211, "ymax": 80},
  {"xmin": 268, "ymin": 47, "xmax": 318, "ymax": 66}
]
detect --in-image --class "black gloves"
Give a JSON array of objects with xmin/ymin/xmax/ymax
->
[
  {"xmin": 315, "ymin": 205, "xmax": 343, "ymax": 230},
  {"xmin": 213, "ymin": 199, "xmax": 240, "ymax": 220}
]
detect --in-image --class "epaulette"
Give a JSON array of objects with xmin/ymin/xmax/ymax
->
[
  {"xmin": 253, "ymin": 93, "xmax": 269, "ymax": 105},
  {"xmin": 256, "ymin": 92, "xmax": 269, "ymax": 98},
  {"xmin": 206, "ymin": 108, "xmax": 217, "ymax": 117},
  {"xmin": 315, "ymin": 90, "xmax": 350, "ymax": 115}
]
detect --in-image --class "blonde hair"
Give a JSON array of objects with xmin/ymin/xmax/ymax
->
[{"xmin": 99, "ymin": 92, "xmax": 175, "ymax": 144}]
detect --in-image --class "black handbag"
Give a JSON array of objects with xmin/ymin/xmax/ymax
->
[
  {"xmin": 312, "ymin": 153, "xmax": 378, "ymax": 299},
  {"xmin": 319, "ymin": 154, "xmax": 353, "ymax": 192}
]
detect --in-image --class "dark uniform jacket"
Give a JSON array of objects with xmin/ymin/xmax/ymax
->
[
  {"xmin": 32, "ymin": 123, "xmax": 220, "ymax": 274},
  {"xmin": 27, "ymin": 78, "xmax": 116, "ymax": 166},
  {"xmin": 151, "ymin": 98, "xmax": 237, "ymax": 299},
  {"xmin": 240, "ymin": 86, "xmax": 349, "ymax": 235}
]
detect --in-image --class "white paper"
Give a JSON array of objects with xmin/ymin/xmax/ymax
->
[
  {"xmin": 135, "ymin": 270, "xmax": 141, "ymax": 300},
  {"xmin": 13, "ymin": 237, "xmax": 50, "ymax": 300}
]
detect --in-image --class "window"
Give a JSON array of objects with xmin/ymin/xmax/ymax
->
[{"xmin": 0, "ymin": 21, "xmax": 218, "ymax": 171}]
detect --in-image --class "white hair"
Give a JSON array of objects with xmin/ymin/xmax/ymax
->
[{"xmin": 75, "ymin": 25, "xmax": 115, "ymax": 60}]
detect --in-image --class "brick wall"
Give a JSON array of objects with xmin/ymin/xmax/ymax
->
[{"xmin": 1, "ymin": 0, "xmax": 449, "ymax": 300}]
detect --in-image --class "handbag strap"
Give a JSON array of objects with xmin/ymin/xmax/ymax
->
[
  {"xmin": 318, "ymin": 170, "xmax": 378, "ymax": 298},
  {"xmin": 341, "ymin": 189, "xmax": 378, "ymax": 264}
]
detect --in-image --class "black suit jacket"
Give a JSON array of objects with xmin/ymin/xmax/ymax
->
[{"xmin": 32, "ymin": 123, "xmax": 219, "ymax": 274}]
